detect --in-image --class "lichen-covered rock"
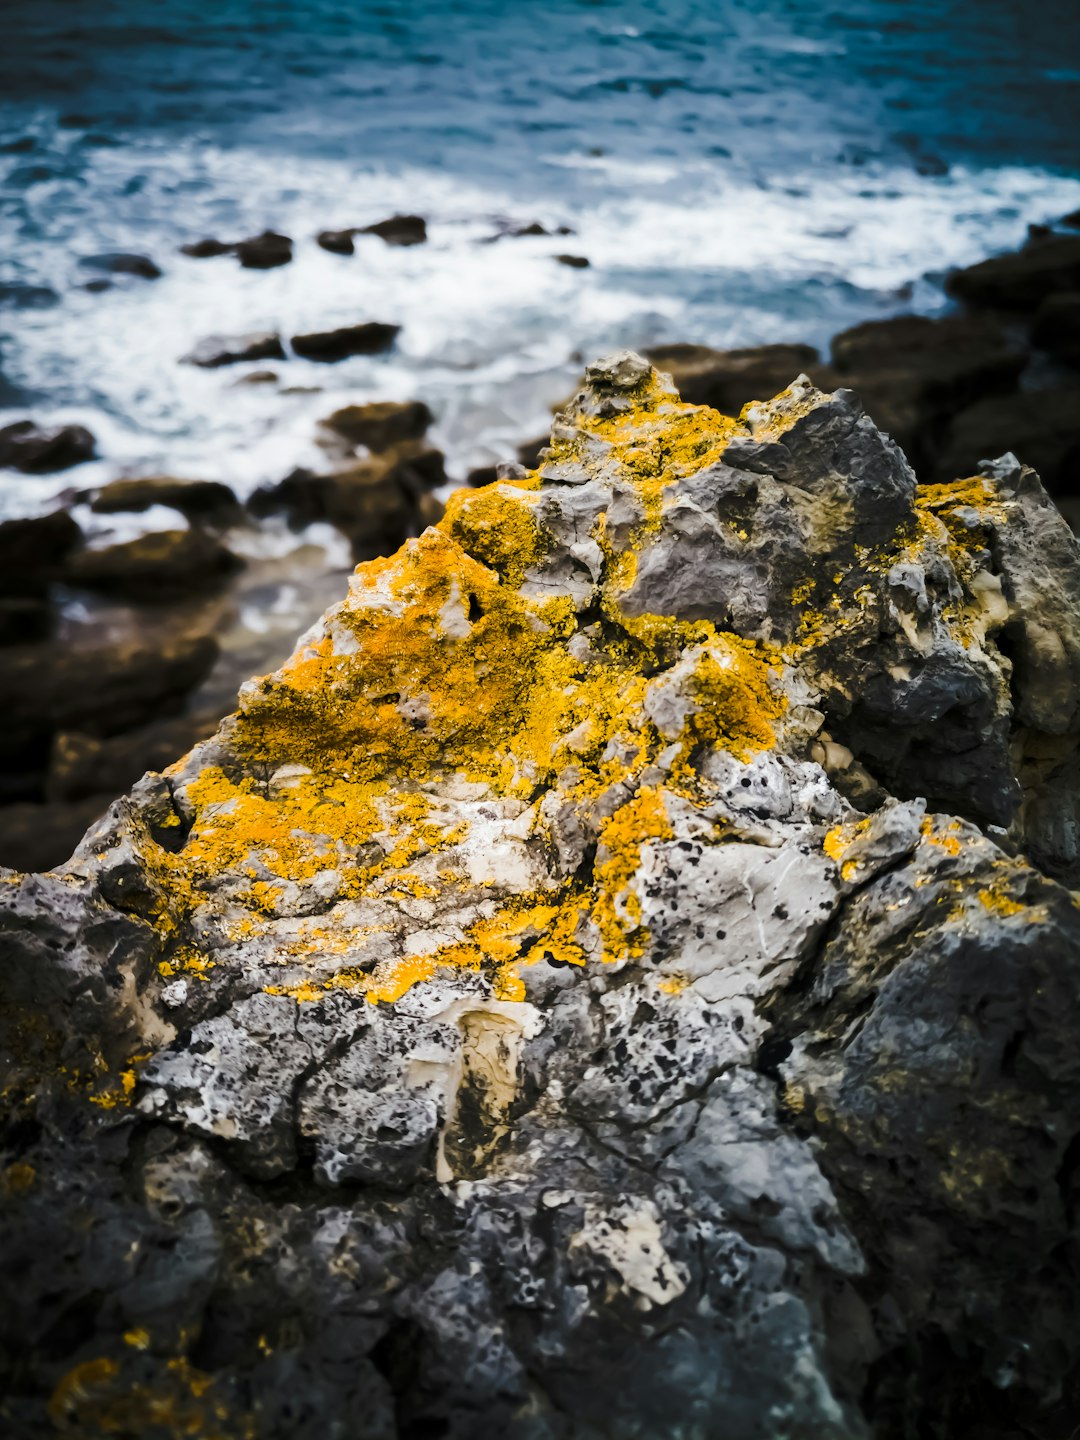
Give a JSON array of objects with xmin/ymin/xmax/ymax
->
[{"xmin": 3, "ymin": 355, "xmax": 1080, "ymax": 1440}]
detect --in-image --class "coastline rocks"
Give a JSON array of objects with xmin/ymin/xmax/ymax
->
[
  {"xmin": 89, "ymin": 477, "xmax": 242, "ymax": 525},
  {"xmin": 0, "ymin": 419, "xmax": 96, "ymax": 472},
  {"xmin": 555, "ymin": 252, "xmax": 589, "ymax": 268},
  {"xmin": 291, "ymin": 321, "xmax": 401, "ymax": 362},
  {"xmin": 77, "ymin": 252, "xmax": 162, "ymax": 281},
  {"xmin": 2, "ymin": 357, "xmax": 1080, "ymax": 1438},
  {"xmin": 934, "ymin": 385, "xmax": 1080, "ymax": 494},
  {"xmin": 65, "ymin": 529, "xmax": 244, "ymax": 602},
  {"xmin": 0, "ymin": 794, "xmax": 121, "ymax": 873},
  {"xmin": 0, "ymin": 509, "xmax": 82, "ymax": 596},
  {"xmin": 183, "ymin": 332, "xmax": 286, "ymax": 368},
  {"xmin": 946, "ymin": 232, "xmax": 1080, "ymax": 309},
  {"xmin": 316, "ymin": 228, "xmax": 356, "ymax": 255},
  {"xmin": 321, "ymin": 399, "xmax": 433, "ymax": 451},
  {"xmin": 180, "ymin": 237, "xmax": 233, "ymax": 258},
  {"xmin": 234, "ymin": 230, "xmax": 293, "ymax": 269},
  {"xmin": 1031, "ymin": 291, "xmax": 1080, "ymax": 366},
  {"xmin": 360, "ymin": 214, "xmax": 427, "ymax": 246}
]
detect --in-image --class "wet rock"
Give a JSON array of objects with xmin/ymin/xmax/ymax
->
[
  {"xmin": 183, "ymin": 332, "xmax": 286, "ymax": 368},
  {"xmin": 0, "ymin": 793, "xmax": 116, "ymax": 872},
  {"xmin": 935, "ymin": 386, "xmax": 1080, "ymax": 497},
  {"xmin": 89, "ymin": 476, "xmax": 242, "ymax": 525},
  {"xmin": 946, "ymin": 233, "xmax": 1080, "ymax": 309},
  {"xmin": 77, "ymin": 251, "xmax": 162, "ymax": 280},
  {"xmin": 0, "ymin": 596, "xmax": 54, "ymax": 646},
  {"xmin": 646, "ymin": 341, "xmax": 838, "ymax": 415},
  {"xmin": 0, "ymin": 509, "xmax": 82, "ymax": 596},
  {"xmin": 291, "ymin": 322, "xmax": 401, "ymax": 362},
  {"xmin": 1030, "ymin": 291, "xmax": 1080, "ymax": 366},
  {"xmin": 180, "ymin": 237, "xmax": 233, "ymax": 258},
  {"xmin": 0, "ymin": 419, "xmax": 96, "ymax": 473},
  {"xmin": 360, "ymin": 214, "xmax": 427, "ymax": 246},
  {"xmin": 3, "ymin": 358, "xmax": 1080, "ymax": 1440},
  {"xmin": 316, "ymin": 228, "xmax": 356, "ymax": 255},
  {"xmin": 321, "ymin": 399, "xmax": 433, "ymax": 452},
  {"xmin": 516, "ymin": 434, "xmax": 548, "ymax": 469},
  {"xmin": 65, "ymin": 529, "xmax": 244, "ymax": 602},
  {"xmin": 555, "ymin": 252, "xmax": 589, "ymax": 268},
  {"xmin": 0, "ymin": 282, "xmax": 58, "ymax": 310},
  {"xmin": 234, "ymin": 230, "xmax": 293, "ymax": 269}
]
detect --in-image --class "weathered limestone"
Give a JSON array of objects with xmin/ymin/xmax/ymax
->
[{"xmin": 2, "ymin": 355, "xmax": 1080, "ymax": 1440}]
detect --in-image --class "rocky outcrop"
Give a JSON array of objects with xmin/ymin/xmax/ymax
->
[
  {"xmin": 0, "ymin": 419, "xmax": 96, "ymax": 473},
  {"xmin": 88, "ymin": 477, "xmax": 242, "ymax": 525},
  {"xmin": 2, "ymin": 356, "xmax": 1080, "ymax": 1440},
  {"xmin": 64, "ymin": 529, "xmax": 244, "ymax": 602}
]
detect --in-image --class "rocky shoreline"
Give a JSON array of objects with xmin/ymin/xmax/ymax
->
[{"xmin": 1, "ymin": 211, "xmax": 1079, "ymax": 871}]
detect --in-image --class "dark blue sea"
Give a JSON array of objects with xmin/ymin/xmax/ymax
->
[{"xmin": 2, "ymin": 0, "xmax": 1080, "ymax": 514}]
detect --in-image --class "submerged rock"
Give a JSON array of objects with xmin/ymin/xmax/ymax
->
[
  {"xmin": 0, "ymin": 419, "xmax": 96, "ymax": 473},
  {"xmin": 77, "ymin": 251, "xmax": 162, "ymax": 281},
  {"xmin": 2, "ymin": 356, "xmax": 1080, "ymax": 1440},
  {"xmin": 360, "ymin": 214, "xmax": 427, "ymax": 246}
]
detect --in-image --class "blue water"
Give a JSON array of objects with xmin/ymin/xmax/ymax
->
[{"xmin": 2, "ymin": 0, "xmax": 1079, "ymax": 515}]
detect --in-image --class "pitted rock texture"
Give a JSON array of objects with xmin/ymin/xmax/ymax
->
[{"xmin": 2, "ymin": 354, "xmax": 1080, "ymax": 1440}]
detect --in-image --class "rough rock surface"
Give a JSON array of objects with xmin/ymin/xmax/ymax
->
[{"xmin": 3, "ymin": 355, "xmax": 1080, "ymax": 1440}]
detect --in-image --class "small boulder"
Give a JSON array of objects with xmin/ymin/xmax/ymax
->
[
  {"xmin": 317, "ymin": 229, "xmax": 356, "ymax": 255},
  {"xmin": 182, "ymin": 331, "xmax": 286, "ymax": 368},
  {"xmin": 180, "ymin": 237, "xmax": 233, "ymax": 258},
  {"xmin": 77, "ymin": 252, "xmax": 161, "ymax": 280},
  {"xmin": 0, "ymin": 420, "xmax": 96, "ymax": 473},
  {"xmin": 946, "ymin": 234, "xmax": 1080, "ymax": 310},
  {"xmin": 1031, "ymin": 292, "xmax": 1080, "ymax": 367},
  {"xmin": 90, "ymin": 477, "xmax": 242, "ymax": 525},
  {"xmin": 321, "ymin": 399, "xmax": 432, "ymax": 452},
  {"xmin": 291, "ymin": 322, "xmax": 400, "ymax": 362},
  {"xmin": 235, "ymin": 230, "xmax": 293, "ymax": 269},
  {"xmin": 65, "ymin": 529, "xmax": 244, "ymax": 602},
  {"xmin": 0, "ymin": 510, "xmax": 82, "ymax": 596},
  {"xmin": 360, "ymin": 214, "xmax": 427, "ymax": 246},
  {"xmin": 555, "ymin": 253, "xmax": 589, "ymax": 268}
]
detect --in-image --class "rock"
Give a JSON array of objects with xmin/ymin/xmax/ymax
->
[
  {"xmin": 234, "ymin": 230, "xmax": 293, "ymax": 269},
  {"xmin": 935, "ymin": 386, "xmax": 1080, "ymax": 497},
  {"xmin": 1061, "ymin": 207, "xmax": 1080, "ymax": 231},
  {"xmin": 183, "ymin": 332, "xmax": 286, "ymax": 368},
  {"xmin": 290, "ymin": 322, "xmax": 401, "ymax": 362},
  {"xmin": 1030, "ymin": 290, "xmax": 1080, "ymax": 366},
  {"xmin": 646, "ymin": 341, "xmax": 838, "ymax": 415},
  {"xmin": 321, "ymin": 399, "xmax": 433, "ymax": 452},
  {"xmin": 3, "ymin": 357, "xmax": 1080, "ymax": 1440},
  {"xmin": 946, "ymin": 233, "xmax": 1080, "ymax": 309},
  {"xmin": 0, "ymin": 281, "xmax": 58, "ymax": 309},
  {"xmin": 0, "ymin": 596, "xmax": 54, "ymax": 646},
  {"xmin": 65, "ymin": 529, "xmax": 244, "ymax": 601},
  {"xmin": 0, "ymin": 419, "xmax": 96, "ymax": 473},
  {"xmin": 0, "ymin": 794, "xmax": 116, "ymax": 872},
  {"xmin": 180, "ymin": 237, "xmax": 233, "ymax": 258},
  {"xmin": 0, "ymin": 509, "xmax": 82, "ymax": 596},
  {"xmin": 89, "ymin": 476, "xmax": 242, "ymax": 524},
  {"xmin": 555, "ymin": 252, "xmax": 589, "ymax": 268},
  {"xmin": 77, "ymin": 252, "xmax": 162, "ymax": 280},
  {"xmin": 316, "ymin": 228, "xmax": 356, "ymax": 255},
  {"xmin": 516, "ymin": 434, "xmax": 548, "ymax": 469},
  {"xmin": 360, "ymin": 214, "xmax": 427, "ymax": 246},
  {"xmin": 48, "ymin": 713, "xmax": 219, "ymax": 803},
  {"xmin": 0, "ymin": 632, "xmax": 218, "ymax": 799},
  {"xmin": 249, "ymin": 445, "xmax": 444, "ymax": 559},
  {"xmin": 829, "ymin": 312, "xmax": 1026, "ymax": 470}
]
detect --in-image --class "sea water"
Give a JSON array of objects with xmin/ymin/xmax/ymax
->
[{"xmin": 2, "ymin": 0, "xmax": 1079, "ymax": 520}]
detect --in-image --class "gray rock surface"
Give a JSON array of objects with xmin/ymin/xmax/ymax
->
[{"xmin": 2, "ymin": 355, "xmax": 1079, "ymax": 1440}]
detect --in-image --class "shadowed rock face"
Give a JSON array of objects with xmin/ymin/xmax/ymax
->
[{"xmin": 2, "ymin": 355, "xmax": 1080, "ymax": 1440}]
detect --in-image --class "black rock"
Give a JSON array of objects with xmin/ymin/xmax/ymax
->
[
  {"xmin": 234, "ymin": 231, "xmax": 293, "ymax": 269},
  {"xmin": 180, "ymin": 237, "xmax": 233, "ymax": 258},
  {"xmin": 65, "ymin": 529, "xmax": 244, "ymax": 602},
  {"xmin": 290, "ymin": 322, "xmax": 400, "ymax": 362},
  {"xmin": 359, "ymin": 214, "xmax": 427, "ymax": 246},
  {"xmin": 0, "ymin": 509, "xmax": 83, "ymax": 597},
  {"xmin": 0, "ymin": 596, "xmax": 54, "ymax": 646},
  {"xmin": 316, "ymin": 228, "xmax": 356, "ymax": 255},
  {"xmin": 946, "ymin": 233, "xmax": 1080, "ymax": 310},
  {"xmin": 0, "ymin": 420, "xmax": 96, "ymax": 473},
  {"xmin": 555, "ymin": 253, "xmax": 590, "ymax": 268},
  {"xmin": 89, "ymin": 477, "xmax": 242, "ymax": 525},
  {"xmin": 182, "ymin": 332, "xmax": 286, "ymax": 368},
  {"xmin": 1031, "ymin": 291, "xmax": 1080, "ymax": 367},
  {"xmin": 78, "ymin": 252, "xmax": 162, "ymax": 280},
  {"xmin": 935, "ymin": 385, "xmax": 1080, "ymax": 497}
]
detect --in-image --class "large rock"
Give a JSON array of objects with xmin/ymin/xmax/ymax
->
[
  {"xmin": 89, "ymin": 477, "xmax": 242, "ymax": 524},
  {"xmin": 0, "ymin": 509, "xmax": 82, "ymax": 596},
  {"xmin": 321, "ymin": 399, "xmax": 433, "ymax": 451},
  {"xmin": 935, "ymin": 386, "xmax": 1080, "ymax": 497},
  {"xmin": 77, "ymin": 252, "xmax": 161, "ymax": 281},
  {"xmin": 2, "ymin": 356, "xmax": 1080, "ymax": 1440},
  {"xmin": 1031, "ymin": 290, "xmax": 1080, "ymax": 366},
  {"xmin": 65, "ymin": 529, "xmax": 244, "ymax": 602},
  {"xmin": 0, "ymin": 419, "xmax": 96, "ymax": 473},
  {"xmin": 234, "ymin": 231, "xmax": 293, "ymax": 269},
  {"xmin": 291, "ymin": 322, "xmax": 401, "ymax": 361},
  {"xmin": 360, "ymin": 214, "xmax": 427, "ymax": 246},
  {"xmin": 946, "ymin": 233, "xmax": 1080, "ymax": 309}
]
